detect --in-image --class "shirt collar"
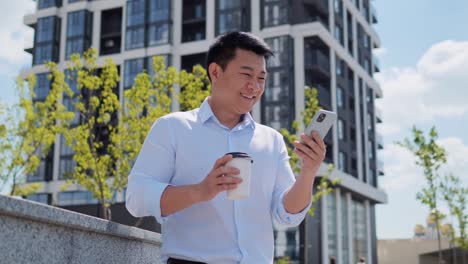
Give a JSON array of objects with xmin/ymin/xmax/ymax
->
[{"xmin": 198, "ymin": 97, "xmax": 256, "ymax": 131}]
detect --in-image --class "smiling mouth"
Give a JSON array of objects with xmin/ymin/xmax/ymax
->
[{"xmin": 241, "ymin": 93, "xmax": 256, "ymax": 100}]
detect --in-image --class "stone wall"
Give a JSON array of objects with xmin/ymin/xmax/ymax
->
[{"xmin": 0, "ymin": 194, "xmax": 163, "ymax": 264}]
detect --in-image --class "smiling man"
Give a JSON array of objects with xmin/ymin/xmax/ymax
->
[{"xmin": 126, "ymin": 31, "xmax": 326, "ymax": 264}]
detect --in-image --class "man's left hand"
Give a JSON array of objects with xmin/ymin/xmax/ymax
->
[{"xmin": 292, "ymin": 131, "xmax": 326, "ymax": 175}]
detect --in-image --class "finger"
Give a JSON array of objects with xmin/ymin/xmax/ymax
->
[
  {"xmin": 217, "ymin": 175, "xmax": 242, "ymax": 184},
  {"xmin": 213, "ymin": 166, "xmax": 240, "ymax": 177},
  {"xmin": 311, "ymin": 132, "xmax": 326, "ymax": 151},
  {"xmin": 216, "ymin": 183, "xmax": 239, "ymax": 192},
  {"xmin": 294, "ymin": 140, "xmax": 321, "ymax": 160},
  {"xmin": 213, "ymin": 154, "xmax": 233, "ymax": 169},
  {"xmin": 300, "ymin": 134, "xmax": 322, "ymax": 155}
]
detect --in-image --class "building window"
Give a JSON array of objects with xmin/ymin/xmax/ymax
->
[
  {"xmin": 27, "ymin": 148, "xmax": 54, "ymax": 182},
  {"xmin": 66, "ymin": 10, "xmax": 92, "ymax": 59},
  {"xmin": 101, "ymin": 8, "xmax": 122, "ymax": 55},
  {"xmin": 352, "ymin": 199, "xmax": 368, "ymax": 264},
  {"xmin": 336, "ymin": 57, "xmax": 343, "ymax": 76},
  {"xmin": 334, "ymin": 25, "xmax": 343, "ymax": 46},
  {"xmin": 34, "ymin": 73, "xmax": 51, "ymax": 101},
  {"xmin": 182, "ymin": 0, "xmax": 206, "ymax": 42},
  {"xmin": 124, "ymin": 58, "xmax": 145, "ymax": 89},
  {"xmin": 338, "ymin": 151, "xmax": 346, "ymax": 171},
  {"xmin": 274, "ymin": 225, "xmax": 300, "ymax": 262},
  {"xmin": 148, "ymin": 0, "xmax": 171, "ymax": 46},
  {"xmin": 337, "ymin": 86, "xmax": 344, "ymax": 108},
  {"xmin": 262, "ymin": 36, "xmax": 294, "ymax": 131},
  {"xmin": 126, "ymin": 0, "xmax": 145, "ymax": 49},
  {"xmin": 57, "ymin": 191, "xmax": 99, "ymax": 206},
  {"xmin": 216, "ymin": 0, "xmax": 250, "ymax": 35},
  {"xmin": 334, "ymin": 0, "xmax": 342, "ymax": 15},
  {"xmin": 25, "ymin": 193, "xmax": 51, "ymax": 205},
  {"xmin": 338, "ymin": 119, "xmax": 344, "ymax": 140},
  {"xmin": 261, "ymin": 0, "xmax": 289, "ymax": 28},
  {"xmin": 33, "ymin": 16, "xmax": 60, "ymax": 65},
  {"xmin": 367, "ymin": 112, "xmax": 372, "ymax": 130},
  {"xmin": 347, "ymin": 11, "xmax": 353, "ymax": 57},
  {"xmin": 38, "ymin": 0, "xmax": 61, "ymax": 9},
  {"xmin": 341, "ymin": 193, "xmax": 350, "ymax": 264},
  {"xmin": 328, "ymin": 192, "xmax": 338, "ymax": 261},
  {"xmin": 368, "ymin": 140, "xmax": 374, "ymax": 160}
]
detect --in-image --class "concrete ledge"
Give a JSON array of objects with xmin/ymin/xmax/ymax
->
[{"xmin": 0, "ymin": 194, "xmax": 163, "ymax": 264}]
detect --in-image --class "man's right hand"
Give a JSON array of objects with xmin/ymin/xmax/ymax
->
[
  {"xmin": 161, "ymin": 154, "xmax": 242, "ymax": 217},
  {"xmin": 195, "ymin": 154, "xmax": 242, "ymax": 202}
]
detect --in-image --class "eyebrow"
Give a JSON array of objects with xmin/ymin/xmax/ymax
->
[{"xmin": 240, "ymin": 65, "xmax": 267, "ymax": 75}]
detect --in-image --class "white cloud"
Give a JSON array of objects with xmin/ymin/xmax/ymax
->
[
  {"xmin": 380, "ymin": 136, "xmax": 468, "ymax": 192},
  {"xmin": 0, "ymin": 0, "xmax": 35, "ymax": 77},
  {"xmin": 380, "ymin": 143, "xmax": 423, "ymax": 191},
  {"xmin": 375, "ymin": 40, "xmax": 468, "ymax": 136}
]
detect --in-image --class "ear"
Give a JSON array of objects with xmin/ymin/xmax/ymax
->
[{"xmin": 208, "ymin": 63, "xmax": 221, "ymax": 83}]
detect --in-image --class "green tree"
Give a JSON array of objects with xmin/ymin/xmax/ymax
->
[
  {"xmin": 280, "ymin": 87, "xmax": 339, "ymax": 216},
  {"xmin": 398, "ymin": 126, "xmax": 447, "ymax": 264},
  {"xmin": 440, "ymin": 173, "xmax": 468, "ymax": 255},
  {"xmin": 59, "ymin": 50, "xmax": 210, "ymax": 220},
  {"xmin": 0, "ymin": 65, "xmax": 73, "ymax": 196}
]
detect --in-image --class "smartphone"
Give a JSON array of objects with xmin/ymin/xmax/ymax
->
[{"xmin": 302, "ymin": 109, "xmax": 337, "ymax": 141}]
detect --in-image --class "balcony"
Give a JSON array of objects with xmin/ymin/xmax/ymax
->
[
  {"xmin": 303, "ymin": 0, "xmax": 329, "ymax": 16},
  {"xmin": 371, "ymin": 4, "xmax": 378, "ymax": 24},
  {"xmin": 375, "ymin": 106, "xmax": 382, "ymax": 123},
  {"xmin": 305, "ymin": 49, "xmax": 330, "ymax": 80},
  {"xmin": 377, "ymin": 132, "xmax": 384, "ymax": 149}
]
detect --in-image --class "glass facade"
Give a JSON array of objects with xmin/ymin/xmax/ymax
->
[
  {"xmin": 262, "ymin": 0, "xmax": 289, "ymax": 28},
  {"xmin": 33, "ymin": 16, "xmax": 61, "ymax": 65},
  {"xmin": 57, "ymin": 191, "xmax": 98, "ymax": 206},
  {"xmin": 182, "ymin": 0, "xmax": 206, "ymax": 42},
  {"xmin": 38, "ymin": 0, "xmax": 61, "ymax": 9},
  {"xmin": 126, "ymin": 0, "xmax": 171, "ymax": 49},
  {"xmin": 274, "ymin": 225, "xmax": 300, "ymax": 263},
  {"xmin": 25, "ymin": 193, "xmax": 51, "ymax": 204},
  {"xmin": 34, "ymin": 73, "xmax": 51, "ymax": 101},
  {"xmin": 327, "ymin": 192, "xmax": 338, "ymax": 261},
  {"xmin": 124, "ymin": 55, "xmax": 171, "ymax": 89},
  {"xmin": 341, "ymin": 193, "xmax": 350, "ymax": 264},
  {"xmin": 262, "ymin": 35, "xmax": 294, "ymax": 131},
  {"xmin": 352, "ymin": 199, "xmax": 368, "ymax": 264},
  {"xmin": 66, "ymin": 10, "xmax": 92, "ymax": 59},
  {"xmin": 216, "ymin": 0, "xmax": 250, "ymax": 35}
]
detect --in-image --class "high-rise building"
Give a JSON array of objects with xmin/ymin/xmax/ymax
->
[{"xmin": 22, "ymin": 0, "xmax": 387, "ymax": 263}]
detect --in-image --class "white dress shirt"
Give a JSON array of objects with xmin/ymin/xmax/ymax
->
[{"xmin": 126, "ymin": 98, "xmax": 311, "ymax": 263}]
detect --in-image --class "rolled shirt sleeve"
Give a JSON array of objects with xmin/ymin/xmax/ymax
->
[
  {"xmin": 271, "ymin": 133, "xmax": 312, "ymax": 227},
  {"xmin": 126, "ymin": 117, "xmax": 175, "ymax": 224}
]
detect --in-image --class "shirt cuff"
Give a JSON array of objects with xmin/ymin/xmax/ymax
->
[
  {"xmin": 275, "ymin": 190, "xmax": 312, "ymax": 227},
  {"xmin": 125, "ymin": 176, "xmax": 171, "ymax": 224}
]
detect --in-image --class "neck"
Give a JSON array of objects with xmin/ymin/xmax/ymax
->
[{"xmin": 208, "ymin": 97, "xmax": 243, "ymax": 129}]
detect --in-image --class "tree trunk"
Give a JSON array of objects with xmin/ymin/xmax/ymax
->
[{"xmin": 435, "ymin": 214, "xmax": 443, "ymax": 264}]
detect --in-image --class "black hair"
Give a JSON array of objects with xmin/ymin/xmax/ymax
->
[{"xmin": 206, "ymin": 31, "xmax": 274, "ymax": 82}]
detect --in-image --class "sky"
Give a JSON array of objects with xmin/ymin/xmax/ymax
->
[
  {"xmin": 374, "ymin": 0, "xmax": 468, "ymax": 239},
  {"xmin": 1, "ymin": 0, "xmax": 468, "ymax": 240}
]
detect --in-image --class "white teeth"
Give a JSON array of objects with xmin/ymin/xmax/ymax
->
[{"xmin": 241, "ymin": 94, "xmax": 254, "ymax": 99}]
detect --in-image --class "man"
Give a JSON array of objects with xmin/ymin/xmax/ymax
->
[{"xmin": 126, "ymin": 31, "xmax": 326, "ymax": 264}]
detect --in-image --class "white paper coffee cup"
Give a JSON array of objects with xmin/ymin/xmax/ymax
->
[{"xmin": 225, "ymin": 152, "xmax": 253, "ymax": 200}]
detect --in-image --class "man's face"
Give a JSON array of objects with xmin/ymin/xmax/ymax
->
[{"xmin": 211, "ymin": 48, "xmax": 267, "ymax": 114}]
